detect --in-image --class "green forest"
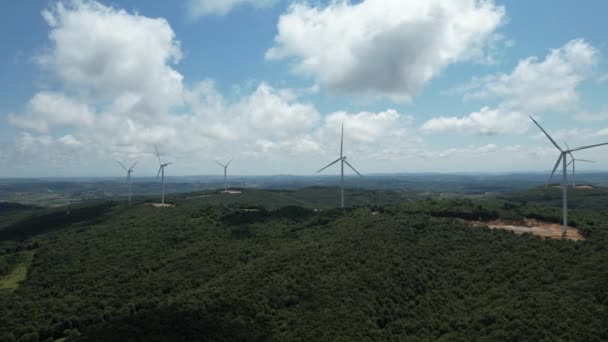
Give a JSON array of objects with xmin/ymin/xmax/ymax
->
[{"xmin": 0, "ymin": 188, "xmax": 607, "ymax": 341}]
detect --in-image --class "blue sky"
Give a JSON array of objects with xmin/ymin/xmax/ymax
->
[{"xmin": 1, "ymin": 0, "xmax": 608, "ymax": 177}]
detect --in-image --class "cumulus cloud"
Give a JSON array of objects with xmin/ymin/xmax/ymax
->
[
  {"xmin": 314, "ymin": 109, "xmax": 421, "ymax": 163},
  {"xmin": 3, "ymin": 1, "xmax": 330, "ymax": 174},
  {"xmin": 426, "ymin": 39, "xmax": 599, "ymax": 137},
  {"xmin": 461, "ymin": 39, "xmax": 598, "ymax": 112},
  {"xmin": 8, "ymin": 92, "xmax": 94, "ymax": 133},
  {"xmin": 320, "ymin": 109, "xmax": 411, "ymax": 143},
  {"xmin": 5, "ymin": 0, "xmax": 547, "ymax": 176},
  {"xmin": 421, "ymin": 106, "xmax": 528, "ymax": 135},
  {"xmin": 186, "ymin": 0, "xmax": 278, "ymax": 17},
  {"xmin": 266, "ymin": 0, "xmax": 505, "ymax": 102},
  {"xmin": 232, "ymin": 83, "xmax": 321, "ymax": 139},
  {"xmin": 38, "ymin": 0, "xmax": 184, "ymax": 115}
]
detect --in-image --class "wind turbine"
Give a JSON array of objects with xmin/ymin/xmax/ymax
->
[
  {"xmin": 154, "ymin": 145, "xmax": 172, "ymax": 204},
  {"xmin": 529, "ymin": 115, "xmax": 608, "ymax": 238},
  {"xmin": 565, "ymin": 148, "xmax": 595, "ymax": 188},
  {"xmin": 216, "ymin": 159, "xmax": 233, "ymax": 192},
  {"xmin": 316, "ymin": 124, "xmax": 362, "ymax": 208},
  {"xmin": 117, "ymin": 160, "xmax": 137, "ymax": 205}
]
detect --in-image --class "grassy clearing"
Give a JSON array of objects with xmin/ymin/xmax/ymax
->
[{"xmin": 0, "ymin": 251, "xmax": 34, "ymax": 291}]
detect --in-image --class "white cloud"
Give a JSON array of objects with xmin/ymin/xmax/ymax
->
[
  {"xmin": 184, "ymin": 81, "xmax": 321, "ymax": 144},
  {"xmin": 420, "ymin": 143, "xmax": 498, "ymax": 158},
  {"xmin": 8, "ymin": 92, "xmax": 94, "ymax": 133},
  {"xmin": 315, "ymin": 109, "xmax": 421, "ymax": 162},
  {"xmin": 38, "ymin": 0, "xmax": 184, "ymax": 115},
  {"xmin": 3, "ymin": 1, "xmax": 321, "ymax": 173},
  {"xmin": 462, "ymin": 39, "xmax": 599, "ymax": 112},
  {"xmin": 597, "ymin": 72, "xmax": 608, "ymax": 84},
  {"xmin": 575, "ymin": 111, "xmax": 608, "ymax": 122},
  {"xmin": 10, "ymin": 0, "xmax": 597, "ymax": 176},
  {"xmin": 532, "ymin": 128, "xmax": 594, "ymax": 144},
  {"xmin": 530, "ymin": 126, "xmax": 608, "ymax": 154},
  {"xmin": 267, "ymin": 0, "xmax": 505, "ymax": 102},
  {"xmin": 186, "ymin": 0, "xmax": 278, "ymax": 17},
  {"xmin": 233, "ymin": 83, "xmax": 321, "ymax": 139},
  {"xmin": 421, "ymin": 106, "xmax": 528, "ymax": 135},
  {"xmin": 428, "ymin": 39, "xmax": 599, "ymax": 137},
  {"xmin": 58, "ymin": 134, "xmax": 83, "ymax": 147},
  {"xmin": 595, "ymin": 128, "xmax": 608, "ymax": 137},
  {"xmin": 320, "ymin": 109, "xmax": 411, "ymax": 143}
]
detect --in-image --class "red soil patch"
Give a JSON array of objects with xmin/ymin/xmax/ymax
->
[{"xmin": 467, "ymin": 219, "xmax": 583, "ymax": 241}]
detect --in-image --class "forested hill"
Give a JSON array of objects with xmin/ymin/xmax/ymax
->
[
  {"xmin": 0, "ymin": 191, "xmax": 607, "ymax": 341},
  {"xmin": 500, "ymin": 186, "xmax": 608, "ymax": 212}
]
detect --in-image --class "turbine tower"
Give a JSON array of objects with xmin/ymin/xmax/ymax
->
[
  {"xmin": 117, "ymin": 160, "xmax": 137, "ymax": 205},
  {"xmin": 529, "ymin": 116, "xmax": 608, "ymax": 238},
  {"xmin": 566, "ymin": 150, "xmax": 595, "ymax": 188},
  {"xmin": 316, "ymin": 124, "xmax": 362, "ymax": 208},
  {"xmin": 216, "ymin": 159, "xmax": 233, "ymax": 192},
  {"xmin": 155, "ymin": 145, "xmax": 172, "ymax": 204}
]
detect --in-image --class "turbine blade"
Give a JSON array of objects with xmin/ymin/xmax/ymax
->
[
  {"xmin": 567, "ymin": 160, "xmax": 573, "ymax": 166},
  {"xmin": 216, "ymin": 161, "xmax": 225, "ymax": 168},
  {"xmin": 129, "ymin": 161, "xmax": 138, "ymax": 170},
  {"xmin": 116, "ymin": 160, "xmax": 127, "ymax": 171},
  {"xmin": 546, "ymin": 154, "xmax": 563, "ymax": 188},
  {"xmin": 343, "ymin": 159, "xmax": 362, "ymax": 177},
  {"xmin": 316, "ymin": 157, "xmax": 342, "ymax": 174},
  {"xmin": 569, "ymin": 142, "xmax": 608, "ymax": 152},
  {"xmin": 576, "ymin": 159, "xmax": 595, "ymax": 163},
  {"xmin": 154, "ymin": 145, "xmax": 161, "ymax": 164},
  {"xmin": 226, "ymin": 158, "xmax": 233, "ymax": 167},
  {"xmin": 529, "ymin": 115, "xmax": 563, "ymax": 151},
  {"xmin": 340, "ymin": 124, "xmax": 344, "ymax": 157},
  {"xmin": 156, "ymin": 166, "xmax": 162, "ymax": 178}
]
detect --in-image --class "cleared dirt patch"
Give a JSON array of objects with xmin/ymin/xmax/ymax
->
[
  {"xmin": 467, "ymin": 219, "xmax": 583, "ymax": 241},
  {"xmin": 146, "ymin": 203, "xmax": 176, "ymax": 208},
  {"xmin": 551, "ymin": 185, "xmax": 594, "ymax": 190}
]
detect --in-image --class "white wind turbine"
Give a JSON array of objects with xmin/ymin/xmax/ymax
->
[
  {"xmin": 154, "ymin": 145, "xmax": 172, "ymax": 204},
  {"xmin": 316, "ymin": 124, "xmax": 362, "ymax": 209},
  {"xmin": 216, "ymin": 159, "xmax": 233, "ymax": 192},
  {"xmin": 565, "ymin": 146, "xmax": 595, "ymax": 188},
  {"xmin": 530, "ymin": 115, "xmax": 608, "ymax": 238},
  {"xmin": 117, "ymin": 160, "xmax": 137, "ymax": 205}
]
